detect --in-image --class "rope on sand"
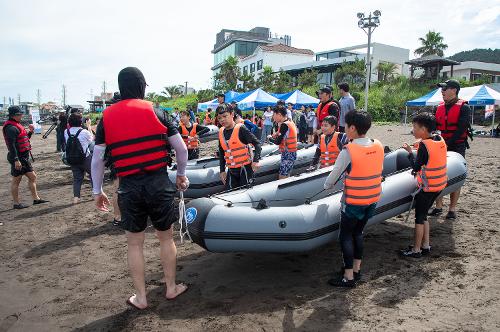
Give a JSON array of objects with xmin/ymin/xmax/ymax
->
[{"xmin": 178, "ymin": 191, "xmax": 192, "ymax": 243}]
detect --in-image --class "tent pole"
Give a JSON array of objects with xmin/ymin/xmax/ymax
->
[
  {"xmin": 492, "ymin": 107, "xmax": 496, "ymax": 137},
  {"xmin": 471, "ymin": 106, "xmax": 474, "ymax": 126},
  {"xmin": 404, "ymin": 106, "xmax": 408, "ymax": 126}
]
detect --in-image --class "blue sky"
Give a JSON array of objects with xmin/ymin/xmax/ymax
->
[{"xmin": 1, "ymin": 0, "xmax": 499, "ymax": 106}]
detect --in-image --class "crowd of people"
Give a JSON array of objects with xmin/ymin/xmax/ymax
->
[{"xmin": 2, "ymin": 64, "xmax": 470, "ymax": 307}]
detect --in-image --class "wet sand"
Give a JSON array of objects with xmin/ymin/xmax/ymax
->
[{"xmin": 0, "ymin": 124, "xmax": 499, "ymax": 331}]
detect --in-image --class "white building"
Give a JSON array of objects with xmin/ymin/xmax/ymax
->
[
  {"xmin": 238, "ymin": 44, "xmax": 315, "ymax": 78},
  {"xmin": 441, "ymin": 61, "xmax": 500, "ymax": 83},
  {"xmin": 281, "ymin": 42, "xmax": 410, "ymax": 86}
]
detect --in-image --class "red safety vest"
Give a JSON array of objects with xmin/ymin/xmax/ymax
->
[
  {"xmin": 103, "ymin": 99, "xmax": 170, "ymax": 177},
  {"xmin": 316, "ymin": 101, "xmax": 334, "ymax": 124},
  {"xmin": 2, "ymin": 119, "xmax": 31, "ymax": 153},
  {"xmin": 435, "ymin": 99, "xmax": 468, "ymax": 144},
  {"xmin": 344, "ymin": 139, "xmax": 384, "ymax": 206},
  {"xmin": 319, "ymin": 132, "xmax": 340, "ymax": 168},
  {"xmin": 417, "ymin": 137, "xmax": 448, "ymax": 192},
  {"xmin": 180, "ymin": 123, "xmax": 199, "ymax": 150}
]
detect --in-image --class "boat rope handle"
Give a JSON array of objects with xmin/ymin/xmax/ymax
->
[
  {"xmin": 178, "ymin": 191, "xmax": 192, "ymax": 243},
  {"xmin": 404, "ymin": 187, "xmax": 422, "ymax": 223}
]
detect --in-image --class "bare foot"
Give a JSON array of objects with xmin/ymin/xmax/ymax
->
[
  {"xmin": 165, "ymin": 283, "xmax": 188, "ymax": 300},
  {"xmin": 126, "ymin": 294, "xmax": 147, "ymax": 310}
]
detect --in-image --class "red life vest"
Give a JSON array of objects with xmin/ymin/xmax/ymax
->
[
  {"xmin": 180, "ymin": 123, "xmax": 199, "ymax": 149},
  {"xmin": 103, "ymin": 99, "xmax": 170, "ymax": 177},
  {"xmin": 316, "ymin": 101, "xmax": 334, "ymax": 124},
  {"xmin": 435, "ymin": 99, "xmax": 468, "ymax": 144},
  {"xmin": 2, "ymin": 119, "xmax": 31, "ymax": 153}
]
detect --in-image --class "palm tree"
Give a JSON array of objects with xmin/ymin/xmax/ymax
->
[
  {"xmin": 274, "ymin": 70, "xmax": 293, "ymax": 93},
  {"xmin": 376, "ymin": 62, "xmax": 398, "ymax": 82},
  {"xmin": 161, "ymin": 85, "xmax": 182, "ymax": 99},
  {"xmin": 414, "ymin": 31, "xmax": 448, "ymax": 57},
  {"xmin": 238, "ymin": 72, "xmax": 256, "ymax": 92},
  {"xmin": 215, "ymin": 56, "xmax": 240, "ymax": 91},
  {"xmin": 297, "ymin": 68, "xmax": 319, "ymax": 90}
]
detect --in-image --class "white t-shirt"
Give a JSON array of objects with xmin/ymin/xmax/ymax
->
[
  {"xmin": 286, "ymin": 109, "xmax": 292, "ymax": 120},
  {"xmin": 64, "ymin": 127, "xmax": 94, "ymax": 157}
]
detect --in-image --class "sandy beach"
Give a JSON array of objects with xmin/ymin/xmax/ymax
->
[{"xmin": 0, "ymin": 124, "xmax": 499, "ymax": 332}]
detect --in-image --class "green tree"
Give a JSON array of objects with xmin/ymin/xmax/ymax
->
[
  {"xmin": 274, "ymin": 70, "xmax": 293, "ymax": 93},
  {"xmin": 297, "ymin": 68, "xmax": 319, "ymax": 90},
  {"xmin": 414, "ymin": 31, "xmax": 448, "ymax": 57},
  {"xmin": 215, "ymin": 55, "xmax": 240, "ymax": 91},
  {"xmin": 256, "ymin": 66, "xmax": 276, "ymax": 91},
  {"xmin": 162, "ymin": 85, "xmax": 183, "ymax": 99},
  {"xmin": 196, "ymin": 89, "xmax": 216, "ymax": 103},
  {"xmin": 376, "ymin": 62, "xmax": 398, "ymax": 82},
  {"xmin": 238, "ymin": 72, "xmax": 257, "ymax": 91},
  {"xmin": 334, "ymin": 59, "xmax": 366, "ymax": 86},
  {"xmin": 450, "ymin": 48, "xmax": 500, "ymax": 64}
]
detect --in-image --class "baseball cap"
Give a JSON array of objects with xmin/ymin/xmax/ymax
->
[
  {"xmin": 8, "ymin": 106, "xmax": 23, "ymax": 117},
  {"xmin": 318, "ymin": 85, "xmax": 333, "ymax": 94},
  {"xmin": 437, "ymin": 79, "xmax": 460, "ymax": 91}
]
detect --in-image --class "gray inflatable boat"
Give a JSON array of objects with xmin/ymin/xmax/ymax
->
[
  {"xmin": 199, "ymin": 125, "xmax": 219, "ymax": 143},
  {"xmin": 184, "ymin": 151, "xmax": 467, "ymax": 253},
  {"xmin": 169, "ymin": 142, "xmax": 317, "ymax": 198}
]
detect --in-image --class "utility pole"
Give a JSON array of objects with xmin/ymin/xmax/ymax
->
[
  {"xmin": 184, "ymin": 81, "xmax": 188, "ymax": 95},
  {"xmin": 2, "ymin": 96, "xmax": 6, "ymax": 111},
  {"xmin": 62, "ymin": 84, "xmax": 67, "ymax": 106},
  {"xmin": 102, "ymin": 81, "xmax": 107, "ymax": 97},
  {"xmin": 17, "ymin": 94, "xmax": 21, "ymax": 105},
  {"xmin": 36, "ymin": 89, "xmax": 41, "ymax": 106}
]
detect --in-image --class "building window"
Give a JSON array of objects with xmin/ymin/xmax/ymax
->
[
  {"xmin": 250, "ymin": 63, "xmax": 256, "ymax": 73},
  {"xmin": 257, "ymin": 60, "xmax": 263, "ymax": 70},
  {"xmin": 243, "ymin": 66, "xmax": 248, "ymax": 75}
]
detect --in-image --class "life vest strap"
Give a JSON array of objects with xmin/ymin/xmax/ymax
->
[
  {"xmin": 114, "ymin": 156, "xmax": 169, "ymax": 174},
  {"xmin": 110, "ymin": 145, "xmax": 167, "ymax": 163},
  {"xmin": 344, "ymin": 184, "xmax": 381, "ymax": 190},
  {"xmin": 346, "ymin": 173, "xmax": 382, "ymax": 180},
  {"xmin": 108, "ymin": 134, "xmax": 168, "ymax": 150},
  {"xmin": 345, "ymin": 192, "xmax": 381, "ymax": 200},
  {"xmin": 424, "ymin": 165, "xmax": 446, "ymax": 171}
]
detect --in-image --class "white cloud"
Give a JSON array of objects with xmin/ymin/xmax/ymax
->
[{"xmin": 0, "ymin": 0, "xmax": 498, "ymax": 106}]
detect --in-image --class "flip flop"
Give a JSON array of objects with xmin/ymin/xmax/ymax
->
[
  {"xmin": 166, "ymin": 283, "xmax": 188, "ymax": 300},
  {"xmin": 126, "ymin": 296, "xmax": 147, "ymax": 310}
]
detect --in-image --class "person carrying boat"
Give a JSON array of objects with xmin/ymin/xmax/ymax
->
[
  {"xmin": 91, "ymin": 67, "xmax": 189, "ymax": 309},
  {"xmin": 217, "ymin": 103, "xmax": 261, "ymax": 189},
  {"xmin": 3, "ymin": 106, "xmax": 49, "ymax": 209},
  {"xmin": 400, "ymin": 112, "xmax": 447, "ymax": 258},
  {"xmin": 268, "ymin": 105, "xmax": 298, "ymax": 179},
  {"xmin": 308, "ymin": 115, "xmax": 348, "ymax": 170},
  {"xmin": 178, "ymin": 110, "xmax": 210, "ymax": 160},
  {"xmin": 323, "ymin": 110, "xmax": 384, "ymax": 288},
  {"xmin": 429, "ymin": 79, "xmax": 471, "ymax": 220}
]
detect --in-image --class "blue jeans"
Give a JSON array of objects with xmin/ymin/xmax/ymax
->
[
  {"xmin": 71, "ymin": 155, "xmax": 92, "ymax": 198},
  {"xmin": 261, "ymin": 125, "xmax": 273, "ymax": 143}
]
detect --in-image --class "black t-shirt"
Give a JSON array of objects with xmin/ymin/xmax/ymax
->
[
  {"xmin": 218, "ymin": 124, "xmax": 262, "ymax": 172},
  {"xmin": 408, "ymin": 135, "xmax": 443, "ymax": 173},
  {"xmin": 269, "ymin": 123, "xmax": 289, "ymax": 145},
  {"xmin": 58, "ymin": 114, "xmax": 68, "ymax": 131},
  {"xmin": 3, "ymin": 122, "xmax": 32, "ymax": 161},
  {"xmin": 95, "ymin": 108, "xmax": 178, "ymax": 145}
]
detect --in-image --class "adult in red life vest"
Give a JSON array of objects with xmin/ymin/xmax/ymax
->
[
  {"xmin": 429, "ymin": 79, "xmax": 471, "ymax": 220},
  {"xmin": 2, "ymin": 106, "xmax": 49, "ymax": 209},
  {"xmin": 91, "ymin": 67, "xmax": 189, "ymax": 310},
  {"xmin": 178, "ymin": 110, "xmax": 210, "ymax": 160},
  {"xmin": 315, "ymin": 85, "xmax": 340, "ymax": 141}
]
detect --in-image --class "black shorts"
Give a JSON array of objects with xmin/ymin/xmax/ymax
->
[
  {"xmin": 307, "ymin": 127, "xmax": 314, "ymax": 135},
  {"xmin": 9, "ymin": 155, "xmax": 33, "ymax": 177},
  {"xmin": 448, "ymin": 143, "xmax": 466, "ymax": 157},
  {"xmin": 117, "ymin": 169, "xmax": 177, "ymax": 233},
  {"xmin": 414, "ymin": 191, "xmax": 440, "ymax": 224}
]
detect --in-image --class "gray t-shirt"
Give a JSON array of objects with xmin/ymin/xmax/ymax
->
[{"xmin": 339, "ymin": 93, "xmax": 356, "ymax": 127}]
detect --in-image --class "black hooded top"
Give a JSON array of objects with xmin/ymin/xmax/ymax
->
[{"xmin": 118, "ymin": 67, "xmax": 147, "ymax": 100}]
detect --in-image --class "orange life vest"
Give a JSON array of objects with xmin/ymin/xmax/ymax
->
[
  {"xmin": 319, "ymin": 132, "xmax": 340, "ymax": 168},
  {"xmin": 219, "ymin": 123, "xmax": 252, "ymax": 168},
  {"xmin": 180, "ymin": 123, "xmax": 199, "ymax": 150},
  {"xmin": 416, "ymin": 137, "xmax": 448, "ymax": 192},
  {"xmin": 103, "ymin": 99, "xmax": 170, "ymax": 177},
  {"xmin": 2, "ymin": 119, "xmax": 32, "ymax": 153},
  {"xmin": 435, "ymin": 99, "xmax": 468, "ymax": 144},
  {"xmin": 278, "ymin": 121, "xmax": 298, "ymax": 152},
  {"xmin": 344, "ymin": 139, "xmax": 384, "ymax": 206},
  {"xmin": 205, "ymin": 112, "xmax": 213, "ymax": 125}
]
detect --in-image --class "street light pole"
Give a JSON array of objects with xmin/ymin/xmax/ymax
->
[{"xmin": 357, "ymin": 10, "xmax": 381, "ymax": 113}]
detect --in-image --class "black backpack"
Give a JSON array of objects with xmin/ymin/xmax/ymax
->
[{"xmin": 65, "ymin": 129, "xmax": 86, "ymax": 165}]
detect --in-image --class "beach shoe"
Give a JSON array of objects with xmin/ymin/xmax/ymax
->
[
  {"xmin": 399, "ymin": 249, "xmax": 422, "ymax": 258},
  {"xmin": 33, "ymin": 199, "xmax": 49, "ymax": 205},
  {"xmin": 409, "ymin": 245, "xmax": 431, "ymax": 256},
  {"xmin": 336, "ymin": 268, "xmax": 362, "ymax": 282},
  {"xmin": 445, "ymin": 211, "xmax": 457, "ymax": 220},
  {"xmin": 328, "ymin": 277, "xmax": 356, "ymax": 288},
  {"xmin": 428, "ymin": 208, "xmax": 443, "ymax": 217},
  {"xmin": 112, "ymin": 219, "xmax": 121, "ymax": 227},
  {"xmin": 13, "ymin": 203, "xmax": 29, "ymax": 210}
]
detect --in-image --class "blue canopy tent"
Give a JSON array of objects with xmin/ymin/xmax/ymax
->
[
  {"xmin": 233, "ymin": 88, "xmax": 279, "ymax": 111},
  {"xmin": 272, "ymin": 90, "xmax": 319, "ymax": 108},
  {"xmin": 405, "ymin": 84, "xmax": 500, "ymax": 134},
  {"xmin": 197, "ymin": 91, "xmax": 242, "ymax": 111}
]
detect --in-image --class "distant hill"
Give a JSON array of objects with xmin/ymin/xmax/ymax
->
[{"xmin": 449, "ymin": 48, "xmax": 500, "ymax": 64}]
